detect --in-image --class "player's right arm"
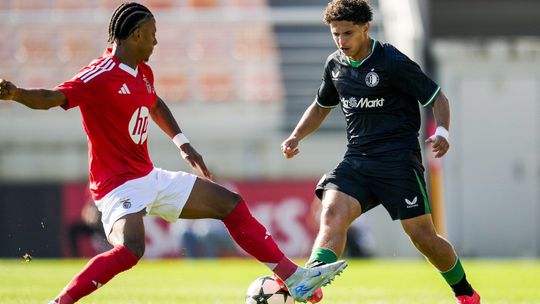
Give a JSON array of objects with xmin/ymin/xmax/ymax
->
[
  {"xmin": 0, "ymin": 79, "xmax": 66, "ymax": 109},
  {"xmin": 281, "ymin": 102, "xmax": 332, "ymax": 159},
  {"xmin": 282, "ymin": 55, "xmax": 338, "ymax": 159}
]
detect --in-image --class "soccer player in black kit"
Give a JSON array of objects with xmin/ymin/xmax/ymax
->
[{"xmin": 281, "ymin": 0, "xmax": 480, "ymax": 303}]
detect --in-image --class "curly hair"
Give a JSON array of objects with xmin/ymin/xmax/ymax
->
[{"xmin": 323, "ymin": 0, "xmax": 373, "ymax": 25}]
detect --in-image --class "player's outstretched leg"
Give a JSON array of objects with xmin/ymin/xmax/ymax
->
[
  {"xmin": 220, "ymin": 199, "xmax": 347, "ymax": 302},
  {"xmin": 222, "ymin": 199, "xmax": 299, "ymax": 279},
  {"xmin": 184, "ymin": 179, "xmax": 348, "ymax": 302},
  {"xmin": 284, "ymin": 260, "xmax": 347, "ymax": 303}
]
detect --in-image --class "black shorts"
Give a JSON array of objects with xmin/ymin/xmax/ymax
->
[{"xmin": 316, "ymin": 150, "xmax": 431, "ymax": 220}]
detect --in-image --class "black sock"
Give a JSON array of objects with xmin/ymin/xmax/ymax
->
[
  {"xmin": 451, "ymin": 274, "xmax": 474, "ymax": 297},
  {"xmin": 305, "ymin": 259, "xmax": 326, "ymax": 268},
  {"xmin": 306, "ymin": 248, "xmax": 337, "ymax": 268}
]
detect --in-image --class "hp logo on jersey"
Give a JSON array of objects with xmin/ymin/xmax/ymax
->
[
  {"xmin": 365, "ymin": 69, "xmax": 379, "ymax": 87},
  {"xmin": 129, "ymin": 106, "xmax": 149, "ymax": 145}
]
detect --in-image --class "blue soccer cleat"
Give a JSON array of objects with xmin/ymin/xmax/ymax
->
[
  {"xmin": 284, "ymin": 260, "xmax": 347, "ymax": 302},
  {"xmin": 273, "ymin": 273, "xmax": 324, "ymax": 303}
]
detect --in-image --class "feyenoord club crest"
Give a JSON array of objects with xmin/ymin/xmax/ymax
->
[{"xmin": 365, "ymin": 69, "xmax": 379, "ymax": 87}]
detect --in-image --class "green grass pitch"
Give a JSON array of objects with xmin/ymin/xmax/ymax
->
[{"xmin": 1, "ymin": 258, "xmax": 539, "ymax": 303}]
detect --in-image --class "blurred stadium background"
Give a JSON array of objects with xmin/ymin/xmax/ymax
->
[{"xmin": 0, "ymin": 0, "xmax": 539, "ymax": 262}]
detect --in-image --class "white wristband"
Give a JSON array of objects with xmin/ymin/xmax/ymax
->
[
  {"xmin": 431, "ymin": 126, "xmax": 449, "ymax": 141},
  {"xmin": 172, "ymin": 133, "xmax": 190, "ymax": 148}
]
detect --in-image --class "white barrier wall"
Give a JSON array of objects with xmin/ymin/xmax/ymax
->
[{"xmin": 433, "ymin": 39, "xmax": 540, "ymax": 257}]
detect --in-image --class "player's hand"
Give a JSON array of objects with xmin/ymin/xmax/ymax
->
[
  {"xmin": 0, "ymin": 79, "xmax": 17, "ymax": 100},
  {"xmin": 425, "ymin": 135, "xmax": 449, "ymax": 158},
  {"xmin": 281, "ymin": 137, "xmax": 300, "ymax": 159},
  {"xmin": 179, "ymin": 143, "xmax": 213, "ymax": 179}
]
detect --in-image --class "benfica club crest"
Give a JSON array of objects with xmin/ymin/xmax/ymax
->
[
  {"xmin": 142, "ymin": 75, "xmax": 153, "ymax": 93},
  {"xmin": 120, "ymin": 198, "xmax": 132, "ymax": 209}
]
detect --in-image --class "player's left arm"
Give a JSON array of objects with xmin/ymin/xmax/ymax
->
[
  {"xmin": 388, "ymin": 51, "xmax": 450, "ymax": 158},
  {"xmin": 425, "ymin": 91, "xmax": 450, "ymax": 158},
  {"xmin": 149, "ymin": 97, "xmax": 212, "ymax": 178}
]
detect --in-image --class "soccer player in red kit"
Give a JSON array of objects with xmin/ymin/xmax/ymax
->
[{"xmin": 0, "ymin": 3, "xmax": 346, "ymax": 303}]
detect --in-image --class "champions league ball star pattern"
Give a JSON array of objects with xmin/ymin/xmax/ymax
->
[{"xmin": 246, "ymin": 276, "xmax": 294, "ymax": 304}]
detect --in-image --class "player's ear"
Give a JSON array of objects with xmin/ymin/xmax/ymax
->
[
  {"xmin": 131, "ymin": 27, "xmax": 142, "ymax": 41},
  {"xmin": 362, "ymin": 22, "xmax": 370, "ymax": 33}
]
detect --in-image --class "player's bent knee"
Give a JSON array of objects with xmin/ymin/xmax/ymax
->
[
  {"xmin": 229, "ymin": 191, "xmax": 243, "ymax": 204},
  {"xmin": 409, "ymin": 231, "xmax": 437, "ymax": 254},
  {"xmin": 199, "ymin": 189, "xmax": 243, "ymax": 220},
  {"xmin": 219, "ymin": 192, "xmax": 243, "ymax": 218},
  {"xmin": 321, "ymin": 204, "xmax": 349, "ymax": 225},
  {"xmin": 123, "ymin": 240, "xmax": 145, "ymax": 259}
]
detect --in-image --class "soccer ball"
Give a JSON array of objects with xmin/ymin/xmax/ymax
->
[{"xmin": 245, "ymin": 275, "xmax": 294, "ymax": 304}]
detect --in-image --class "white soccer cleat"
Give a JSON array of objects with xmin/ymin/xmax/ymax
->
[{"xmin": 284, "ymin": 260, "xmax": 347, "ymax": 303}]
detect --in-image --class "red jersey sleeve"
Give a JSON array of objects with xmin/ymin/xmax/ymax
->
[{"xmin": 56, "ymin": 73, "xmax": 97, "ymax": 110}]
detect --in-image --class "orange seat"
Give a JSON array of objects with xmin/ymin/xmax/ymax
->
[
  {"xmin": 232, "ymin": 24, "xmax": 276, "ymax": 60},
  {"xmin": 142, "ymin": 0, "xmax": 178, "ymax": 9},
  {"xmin": 15, "ymin": 25, "xmax": 58, "ymax": 64},
  {"xmin": 187, "ymin": 24, "xmax": 233, "ymax": 61},
  {"xmin": 57, "ymin": 27, "xmax": 101, "ymax": 66},
  {"xmin": 152, "ymin": 64, "xmax": 191, "ymax": 103},
  {"xmin": 17, "ymin": 65, "xmax": 64, "ymax": 88},
  {"xmin": 53, "ymin": 0, "xmax": 97, "ymax": 10},
  {"xmin": 0, "ymin": 0, "xmax": 10, "ymax": 10},
  {"xmin": 186, "ymin": 0, "xmax": 220, "ymax": 8},
  {"xmin": 195, "ymin": 66, "xmax": 235, "ymax": 102},
  {"xmin": 96, "ymin": 0, "xmax": 126, "ymax": 9},
  {"xmin": 237, "ymin": 64, "xmax": 283, "ymax": 103},
  {"xmin": 96, "ymin": 0, "xmax": 180, "ymax": 14},
  {"xmin": 0, "ymin": 25, "xmax": 14, "ymax": 62},
  {"xmin": 228, "ymin": 0, "xmax": 266, "ymax": 8},
  {"xmin": 12, "ymin": 0, "xmax": 51, "ymax": 10},
  {"xmin": 151, "ymin": 27, "xmax": 188, "ymax": 64}
]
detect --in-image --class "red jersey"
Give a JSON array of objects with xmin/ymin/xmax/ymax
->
[{"xmin": 57, "ymin": 49, "xmax": 158, "ymax": 200}]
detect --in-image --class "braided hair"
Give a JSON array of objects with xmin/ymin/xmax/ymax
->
[{"xmin": 108, "ymin": 2, "xmax": 154, "ymax": 43}]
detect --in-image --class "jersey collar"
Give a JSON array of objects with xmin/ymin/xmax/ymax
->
[
  {"xmin": 346, "ymin": 38, "xmax": 378, "ymax": 68},
  {"xmin": 119, "ymin": 63, "xmax": 138, "ymax": 77},
  {"xmin": 104, "ymin": 48, "xmax": 139, "ymax": 77}
]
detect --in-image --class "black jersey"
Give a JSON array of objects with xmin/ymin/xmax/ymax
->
[{"xmin": 316, "ymin": 39, "xmax": 440, "ymax": 156}]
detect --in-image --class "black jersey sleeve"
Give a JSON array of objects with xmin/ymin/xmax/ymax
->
[
  {"xmin": 389, "ymin": 50, "xmax": 441, "ymax": 107},
  {"xmin": 315, "ymin": 56, "xmax": 340, "ymax": 108}
]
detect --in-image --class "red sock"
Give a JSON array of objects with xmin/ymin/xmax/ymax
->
[
  {"xmin": 54, "ymin": 245, "xmax": 138, "ymax": 303},
  {"xmin": 223, "ymin": 200, "xmax": 298, "ymax": 280}
]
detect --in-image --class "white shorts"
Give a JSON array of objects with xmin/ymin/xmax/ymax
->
[{"xmin": 95, "ymin": 167, "xmax": 197, "ymax": 237}]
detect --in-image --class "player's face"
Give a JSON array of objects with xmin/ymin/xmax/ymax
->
[
  {"xmin": 330, "ymin": 21, "xmax": 370, "ymax": 61},
  {"xmin": 135, "ymin": 17, "xmax": 158, "ymax": 62}
]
